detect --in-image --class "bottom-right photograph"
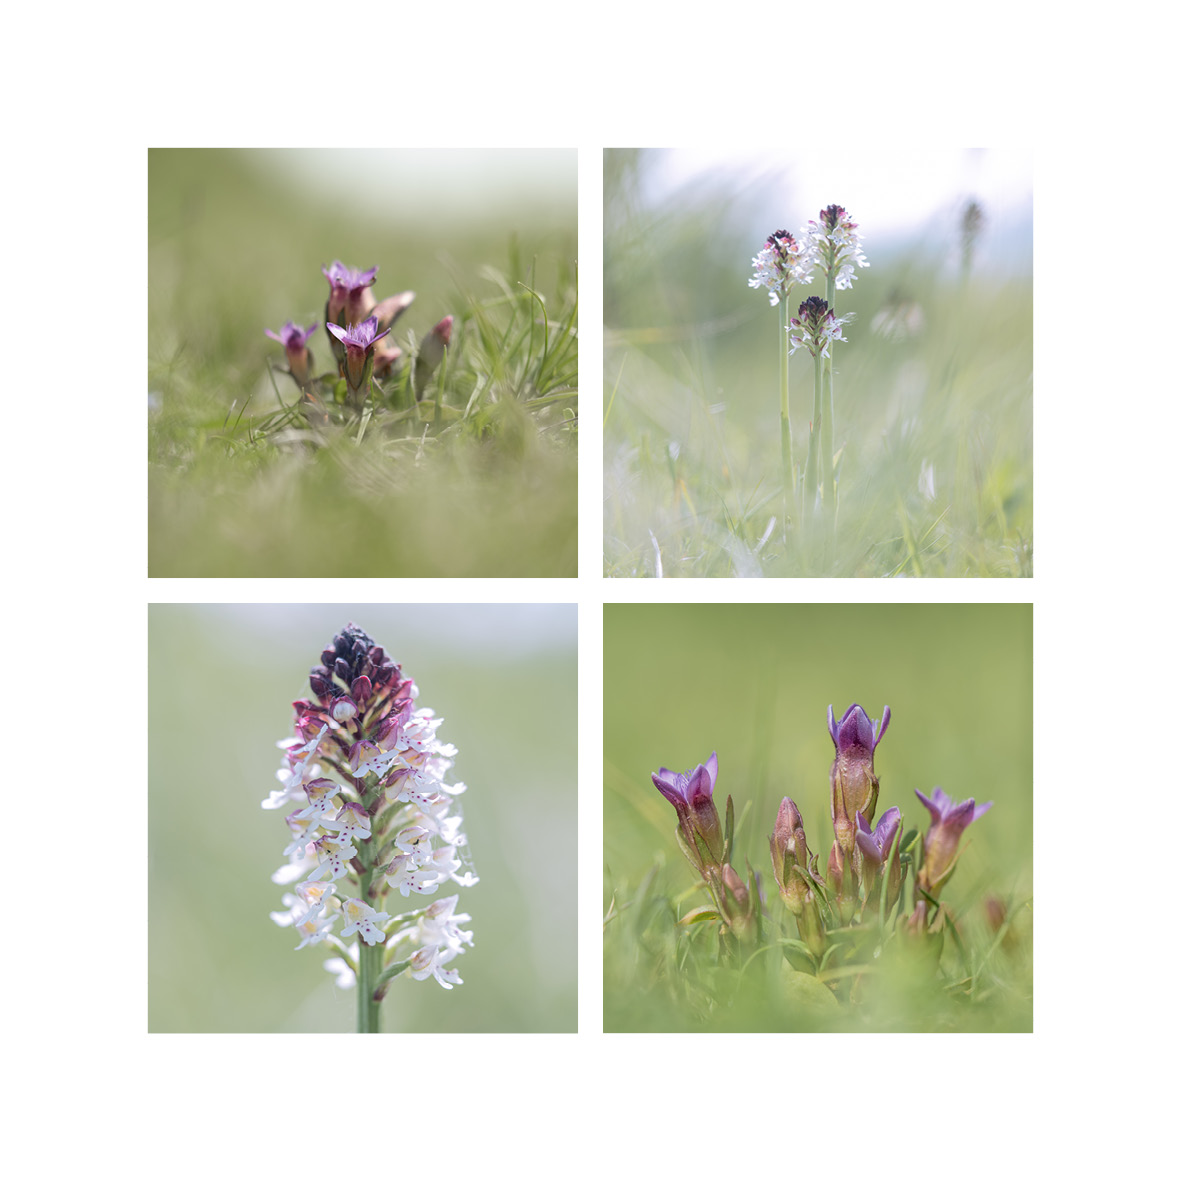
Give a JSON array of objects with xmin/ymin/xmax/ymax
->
[{"xmin": 603, "ymin": 602, "xmax": 1032, "ymax": 1033}]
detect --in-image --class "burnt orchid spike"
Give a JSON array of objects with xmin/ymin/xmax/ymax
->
[
  {"xmin": 915, "ymin": 786, "xmax": 992, "ymax": 895},
  {"xmin": 805, "ymin": 206, "xmax": 869, "ymax": 291},
  {"xmin": 651, "ymin": 752, "xmax": 724, "ymax": 871},
  {"xmin": 264, "ymin": 623, "xmax": 478, "ymax": 1031},
  {"xmin": 789, "ymin": 296, "xmax": 851, "ymax": 360},
  {"xmin": 828, "ymin": 704, "xmax": 890, "ymax": 857},
  {"xmin": 750, "ymin": 229, "xmax": 815, "ymax": 307}
]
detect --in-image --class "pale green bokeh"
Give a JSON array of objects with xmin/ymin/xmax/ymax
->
[
  {"xmin": 604, "ymin": 603, "xmax": 1032, "ymax": 1031},
  {"xmin": 149, "ymin": 604, "xmax": 577, "ymax": 1033}
]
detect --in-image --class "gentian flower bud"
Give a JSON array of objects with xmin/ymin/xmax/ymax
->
[
  {"xmin": 265, "ymin": 321, "xmax": 319, "ymax": 388},
  {"xmin": 414, "ymin": 315, "xmax": 454, "ymax": 397},
  {"xmin": 770, "ymin": 796, "xmax": 811, "ymax": 916},
  {"xmin": 651, "ymin": 752, "xmax": 724, "ymax": 872},
  {"xmin": 914, "ymin": 787, "xmax": 992, "ymax": 897},
  {"xmin": 828, "ymin": 703, "xmax": 890, "ymax": 858}
]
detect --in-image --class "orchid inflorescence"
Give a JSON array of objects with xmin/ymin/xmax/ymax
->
[
  {"xmin": 264, "ymin": 623, "xmax": 476, "ymax": 1031},
  {"xmin": 650, "ymin": 702, "xmax": 992, "ymax": 988},
  {"xmin": 264, "ymin": 260, "xmax": 454, "ymax": 426},
  {"xmin": 750, "ymin": 206, "xmax": 869, "ymax": 537}
]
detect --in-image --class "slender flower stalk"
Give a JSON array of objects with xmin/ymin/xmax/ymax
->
[
  {"xmin": 264, "ymin": 623, "xmax": 477, "ymax": 1032},
  {"xmin": 790, "ymin": 297, "xmax": 851, "ymax": 518},
  {"xmin": 751, "ymin": 230, "xmax": 814, "ymax": 532},
  {"xmin": 804, "ymin": 206, "xmax": 868, "ymax": 523}
]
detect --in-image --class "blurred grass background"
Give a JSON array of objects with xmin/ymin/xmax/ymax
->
[
  {"xmin": 604, "ymin": 602, "xmax": 1032, "ymax": 1030},
  {"xmin": 604, "ymin": 149, "xmax": 1032, "ymax": 577},
  {"xmin": 149, "ymin": 604, "xmax": 576, "ymax": 1033},
  {"xmin": 148, "ymin": 149, "xmax": 577, "ymax": 577}
]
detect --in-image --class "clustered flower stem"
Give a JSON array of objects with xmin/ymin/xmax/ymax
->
[
  {"xmin": 263, "ymin": 624, "xmax": 477, "ymax": 1032},
  {"xmin": 650, "ymin": 702, "xmax": 993, "ymax": 992}
]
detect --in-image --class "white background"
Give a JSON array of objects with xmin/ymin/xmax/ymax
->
[{"xmin": 4, "ymin": 0, "xmax": 1173, "ymax": 1176}]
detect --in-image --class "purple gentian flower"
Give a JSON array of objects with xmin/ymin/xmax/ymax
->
[
  {"xmin": 915, "ymin": 786, "xmax": 992, "ymax": 893},
  {"xmin": 854, "ymin": 805, "xmax": 901, "ymax": 866},
  {"xmin": 828, "ymin": 703, "xmax": 890, "ymax": 856},
  {"xmin": 323, "ymin": 261, "xmax": 379, "ymax": 324},
  {"xmin": 265, "ymin": 321, "xmax": 319, "ymax": 386},
  {"xmin": 326, "ymin": 316, "xmax": 392, "ymax": 393},
  {"xmin": 651, "ymin": 752, "xmax": 724, "ymax": 870}
]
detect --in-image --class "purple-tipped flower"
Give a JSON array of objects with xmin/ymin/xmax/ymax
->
[
  {"xmin": 652, "ymin": 752, "xmax": 724, "ymax": 871},
  {"xmin": 323, "ymin": 261, "xmax": 379, "ymax": 324},
  {"xmin": 828, "ymin": 703, "xmax": 890, "ymax": 857},
  {"xmin": 806, "ymin": 204, "xmax": 869, "ymax": 290},
  {"xmin": 915, "ymin": 786, "xmax": 992, "ymax": 894},
  {"xmin": 749, "ymin": 229, "xmax": 815, "ymax": 307},
  {"xmin": 265, "ymin": 321, "xmax": 319, "ymax": 387},
  {"xmin": 789, "ymin": 296, "xmax": 852, "ymax": 359},
  {"xmin": 854, "ymin": 806, "xmax": 901, "ymax": 867},
  {"xmin": 326, "ymin": 316, "xmax": 392, "ymax": 395}
]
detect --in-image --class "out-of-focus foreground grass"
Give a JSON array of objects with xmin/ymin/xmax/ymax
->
[
  {"xmin": 149, "ymin": 150, "xmax": 577, "ymax": 577},
  {"xmin": 149, "ymin": 604, "xmax": 577, "ymax": 1033},
  {"xmin": 604, "ymin": 603, "xmax": 1032, "ymax": 1031},
  {"xmin": 604, "ymin": 151, "xmax": 1031, "ymax": 577}
]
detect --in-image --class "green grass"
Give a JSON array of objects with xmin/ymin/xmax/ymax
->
[
  {"xmin": 603, "ymin": 152, "xmax": 1031, "ymax": 577},
  {"xmin": 149, "ymin": 150, "xmax": 577, "ymax": 577},
  {"xmin": 603, "ymin": 603, "xmax": 1033, "ymax": 1032}
]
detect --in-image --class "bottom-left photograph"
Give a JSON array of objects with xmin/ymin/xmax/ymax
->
[{"xmin": 148, "ymin": 602, "xmax": 577, "ymax": 1033}]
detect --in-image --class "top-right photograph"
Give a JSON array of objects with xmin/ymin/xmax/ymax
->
[{"xmin": 604, "ymin": 149, "xmax": 1032, "ymax": 578}]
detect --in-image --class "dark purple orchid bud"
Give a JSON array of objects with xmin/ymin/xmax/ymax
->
[
  {"xmin": 350, "ymin": 675, "xmax": 372, "ymax": 704},
  {"xmin": 828, "ymin": 703, "xmax": 890, "ymax": 858}
]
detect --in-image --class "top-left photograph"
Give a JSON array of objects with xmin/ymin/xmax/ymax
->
[{"xmin": 148, "ymin": 149, "xmax": 578, "ymax": 578}]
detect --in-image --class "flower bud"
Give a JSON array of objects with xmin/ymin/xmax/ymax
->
[
  {"xmin": 828, "ymin": 703, "xmax": 890, "ymax": 857},
  {"xmin": 329, "ymin": 696, "xmax": 358, "ymax": 723},
  {"xmin": 414, "ymin": 315, "xmax": 454, "ymax": 397},
  {"xmin": 770, "ymin": 796, "xmax": 811, "ymax": 915}
]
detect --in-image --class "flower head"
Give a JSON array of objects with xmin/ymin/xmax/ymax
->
[
  {"xmin": 828, "ymin": 703, "xmax": 890, "ymax": 855},
  {"xmin": 854, "ymin": 805, "xmax": 901, "ymax": 866},
  {"xmin": 323, "ymin": 261, "xmax": 379, "ymax": 324},
  {"xmin": 749, "ymin": 229, "xmax": 815, "ymax": 306},
  {"xmin": 915, "ymin": 786, "xmax": 992, "ymax": 893},
  {"xmin": 806, "ymin": 204, "xmax": 869, "ymax": 290},
  {"xmin": 265, "ymin": 321, "xmax": 319, "ymax": 386},
  {"xmin": 789, "ymin": 296, "xmax": 852, "ymax": 358},
  {"xmin": 651, "ymin": 752, "xmax": 724, "ymax": 870},
  {"xmin": 326, "ymin": 316, "xmax": 392, "ymax": 395}
]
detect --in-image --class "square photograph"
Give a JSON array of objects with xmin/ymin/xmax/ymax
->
[
  {"xmin": 604, "ymin": 602, "xmax": 1032, "ymax": 1031},
  {"xmin": 148, "ymin": 603, "xmax": 577, "ymax": 1033},
  {"xmin": 604, "ymin": 149, "xmax": 1032, "ymax": 577},
  {"xmin": 149, "ymin": 149, "xmax": 577, "ymax": 577}
]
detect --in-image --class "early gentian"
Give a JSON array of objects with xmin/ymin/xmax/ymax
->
[
  {"xmin": 914, "ymin": 786, "xmax": 992, "ymax": 895},
  {"xmin": 828, "ymin": 703, "xmax": 890, "ymax": 857},
  {"xmin": 769, "ymin": 796, "xmax": 811, "ymax": 915},
  {"xmin": 326, "ymin": 316, "xmax": 392, "ymax": 400},
  {"xmin": 854, "ymin": 806, "xmax": 902, "ymax": 867},
  {"xmin": 805, "ymin": 205, "xmax": 870, "ymax": 290},
  {"xmin": 652, "ymin": 752, "xmax": 724, "ymax": 871},
  {"xmin": 265, "ymin": 321, "xmax": 319, "ymax": 387},
  {"xmin": 323, "ymin": 261, "xmax": 379, "ymax": 325},
  {"xmin": 414, "ymin": 315, "xmax": 454, "ymax": 396},
  {"xmin": 749, "ymin": 229, "xmax": 815, "ymax": 307},
  {"xmin": 789, "ymin": 296, "xmax": 852, "ymax": 359}
]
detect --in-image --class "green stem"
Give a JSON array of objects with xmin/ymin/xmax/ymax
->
[
  {"xmin": 803, "ymin": 349, "xmax": 823, "ymax": 516},
  {"xmin": 355, "ymin": 777, "xmax": 383, "ymax": 1034},
  {"xmin": 778, "ymin": 301, "xmax": 796, "ymax": 534},
  {"xmin": 822, "ymin": 272, "xmax": 836, "ymax": 519}
]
